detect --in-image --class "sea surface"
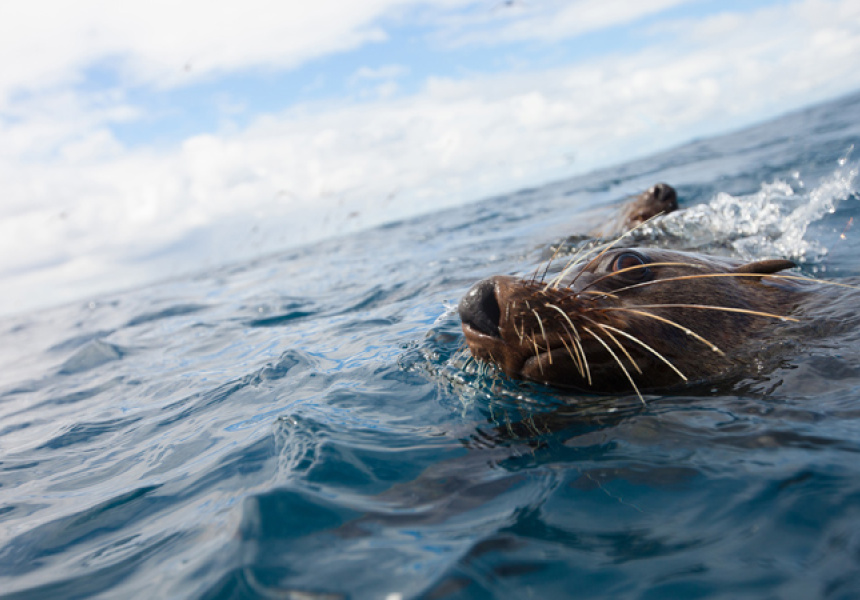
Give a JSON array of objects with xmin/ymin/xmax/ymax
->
[{"xmin": 2, "ymin": 91, "xmax": 860, "ymax": 599}]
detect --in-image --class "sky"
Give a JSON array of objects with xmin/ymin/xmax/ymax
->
[{"xmin": 2, "ymin": 0, "xmax": 860, "ymax": 316}]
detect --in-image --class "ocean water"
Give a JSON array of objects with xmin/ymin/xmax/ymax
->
[{"xmin": 2, "ymin": 91, "xmax": 860, "ymax": 599}]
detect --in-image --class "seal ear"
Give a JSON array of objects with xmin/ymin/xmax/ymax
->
[{"xmin": 733, "ymin": 259, "xmax": 797, "ymax": 275}]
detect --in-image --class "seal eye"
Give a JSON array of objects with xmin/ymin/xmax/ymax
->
[{"xmin": 611, "ymin": 252, "xmax": 651, "ymax": 281}]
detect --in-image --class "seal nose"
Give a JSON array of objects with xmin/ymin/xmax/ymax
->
[{"xmin": 458, "ymin": 278, "xmax": 501, "ymax": 338}]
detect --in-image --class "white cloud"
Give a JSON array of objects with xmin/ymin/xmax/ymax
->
[
  {"xmin": 0, "ymin": 0, "xmax": 468, "ymax": 99},
  {"xmin": 1, "ymin": 0, "xmax": 860, "ymax": 315}
]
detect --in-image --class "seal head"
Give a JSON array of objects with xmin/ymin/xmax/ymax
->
[
  {"xmin": 593, "ymin": 183, "xmax": 678, "ymax": 238},
  {"xmin": 459, "ymin": 248, "xmax": 802, "ymax": 393}
]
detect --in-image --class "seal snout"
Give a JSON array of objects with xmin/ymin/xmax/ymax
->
[
  {"xmin": 649, "ymin": 183, "xmax": 678, "ymax": 213},
  {"xmin": 458, "ymin": 278, "xmax": 501, "ymax": 338}
]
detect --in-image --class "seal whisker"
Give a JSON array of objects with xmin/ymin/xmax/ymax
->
[
  {"xmin": 550, "ymin": 311, "xmax": 592, "ymax": 384},
  {"xmin": 550, "ymin": 238, "xmax": 619, "ymax": 291},
  {"xmin": 581, "ymin": 290, "xmax": 620, "ymax": 299},
  {"xmin": 531, "ymin": 332, "xmax": 544, "ymax": 375},
  {"xmin": 534, "ymin": 242, "xmax": 566, "ymax": 285},
  {"xmin": 759, "ymin": 275, "xmax": 860, "ymax": 290},
  {"xmin": 610, "ymin": 272, "xmax": 860, "ymax": 296},
  {"xmin": 531, "ymin": 309, "xmax": 552, "ymax": 365},
  {"xmin": 562, "ymin": 212, "xmax": 668, "ymax": 291},
  {"xmin": 583, "ymin": 326, "xmax": 645, "ymax": 405},
  {"xmin": 543, "ymin": 303, "xmax": 588, "ymax": 376},
  {"xmin": 573, "ymin": 332, "xmax": 592, "ymax": 385},
  {"xmin": 583, "ymin": 261, "xmax": 709, "ymax": 293},
  {"xmin": 546, "ymin": 246, "xmax": 592, "ymax": 291},
  {"xmin": 543, "ymin": 303, "xmax": 581, "ymax": 340},
  {"xmin": 605, "ymin": 303, "xmax": 799, "ymax": 322},
  {"xmin": 609, "ymin": 272, "xmax": 781, "ymax": 295},
  {"xmin": 487, "ymin": 351, "xmax": 498, "ymax": 371},
  {"xmin": 512, "ymin": 318, "xmax": 523, "ymax": 343},
  {"xmin": 555, "ymin": 317, "xmax": 587, "ymax": 378},
  {"xmin": 597, "ymin": 323, "xmax": 688, "ymax": 382},
  {"xmin": 546, "ymin": 233, "xmax": 630, "ymax": 291},
  {"xmin": 563, "ymin": 321, "xmax": 592, "ymax": 385},
  {"xmin": 601, "ymin": 307, "xmax": 725, "ymax": 355},
  {"xmin": 557, "ymin": 331, "xmax": 585, "ymax": 379},
  {"xmin": 591, "ymin": 321, "xmax": 642, "ymax": 374},
  {"xmin": 541, "ymin": 185, "xmax": 678, "ymax": 290}
]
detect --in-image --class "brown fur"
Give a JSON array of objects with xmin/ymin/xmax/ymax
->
[
  {"xmin": 592, "ymin": 183, "xmax": 678, "ymax": 237},
  {"xmin": 459, "ymin": 246, "xmax": 809, "ymax": 393}
]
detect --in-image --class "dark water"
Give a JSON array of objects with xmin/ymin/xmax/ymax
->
[{"xmin": 2, "ymin": 91, "xmax": 860, "ymax": 599}]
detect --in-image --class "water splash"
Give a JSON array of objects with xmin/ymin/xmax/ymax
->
[{"xmin": 638, "ymin": 155, "xmax": 859, "ymax": 262}]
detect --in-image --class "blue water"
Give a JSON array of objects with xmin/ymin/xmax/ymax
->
[{"xmin": 2, "ymin": 92, "xmax": 860, "ymax": 599}]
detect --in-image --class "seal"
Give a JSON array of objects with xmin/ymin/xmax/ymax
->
[
  {"xmin": 458, "ymin": 246, "xmax": 809, "ymax": 395},
  {"xmin": 592, "ymin": 182, "xmax": 678, "ymax": 237}
]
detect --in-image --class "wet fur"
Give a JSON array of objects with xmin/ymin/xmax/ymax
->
[{"xmin": 458, "ymin": 184, "xmax": 820, "ymax": 397}]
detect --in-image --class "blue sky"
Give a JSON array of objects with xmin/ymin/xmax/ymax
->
[
  {"xmin": 1, "ymin": 0, "xmax": 859, "ymax": 315},
  {"xmin": 81, "ymin": 0, "xmax": 792, "ymax": 147}
]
